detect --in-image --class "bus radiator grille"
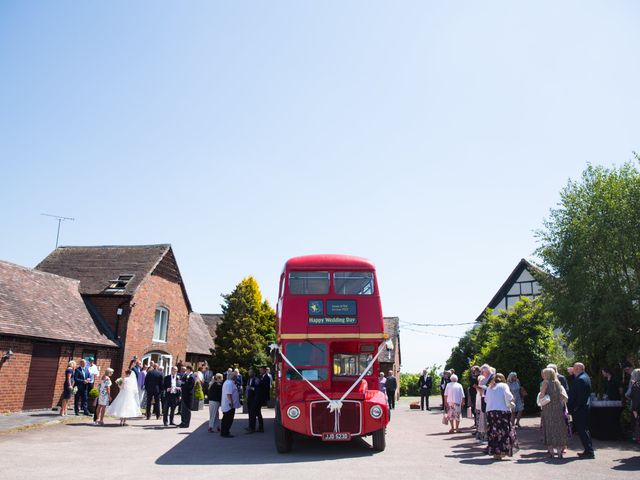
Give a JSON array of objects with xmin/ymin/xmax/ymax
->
[{"xmin": 310, "ymin": 400, "xmax": 362, "ymax": 435}]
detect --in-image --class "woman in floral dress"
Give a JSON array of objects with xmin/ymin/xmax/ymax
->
[
  {"xmin": 539, "ymin": 367, "xmax": 568, "ymax": 458},
  {"xmin": 485, "ymin": 373, "xmax": 518, "ymax": 460}
]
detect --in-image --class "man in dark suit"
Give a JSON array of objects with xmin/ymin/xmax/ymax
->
[
  {"xmin": 255, "ymin": 366, "xmax": 271, "ymax": 432},
  {"xmin": 163, "ymin": 366, "xmax": 181, "ymax": 426},
  {"xmin": 568, "ymin": 362, "xmax": 595, "ymax": 459},
  {"xmin": 386, "ymin": 370, "xmax": 398, "ymax": 410},
  {"xmin": 73, "ymin": 359, "xmax": 90, "ymax": 415},
  {"xmin": 144, "ymin": 365, "xmax": 164, "ymax": 420},
  {"xmin": 178, "ymin": 365, "xmax": 195, "ymax": 428},
  {"xmin": 418, "ymin": 369, "xmax": 433, "ymax": 411},
  {"xmin": 245, "ymin": 368, "xmax": 259, "ymax": 433}
]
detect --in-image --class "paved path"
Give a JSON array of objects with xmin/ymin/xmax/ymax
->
[{"xmin": 1, "ymin": 399, "xmax": 638, "ymax": 479}]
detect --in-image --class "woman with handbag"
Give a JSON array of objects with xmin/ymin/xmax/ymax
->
[
  {"xmin": 538, "ymin": 367, "xmax": 568, "ymax": 458},
  {"xmin": 443, "ymin": 374, "xmax": 465, "ymax": 433},
  {"xmin": 485, "ymin": 373, "xmax": 518, "ymax": 460}
]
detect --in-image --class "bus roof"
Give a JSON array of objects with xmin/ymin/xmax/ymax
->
[{"xmin": 284, "ymin": 254, "xmax": 375, "ymax": 271}]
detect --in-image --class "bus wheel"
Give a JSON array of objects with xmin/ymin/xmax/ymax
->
[
  {"xmin": 275, "ymin": 406, "xmax": 293, "ymax": 453},
  {"xmin": 372, "ymin": 428, "xmax": 386, "ymax": 451}
]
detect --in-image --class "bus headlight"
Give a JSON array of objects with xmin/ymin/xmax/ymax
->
[
  {"xmin": 370, "ymin": 405, "xmax": 383, "ymax": 419},
  {"xmin": 287, "ymin": 406, "xmax": 301, "ymax": 420}
]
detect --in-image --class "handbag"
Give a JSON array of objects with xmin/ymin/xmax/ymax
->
[
  {"xmin": 466, "ymin": 406, "xmax": 473, "ymax": 418},
  {"xmin": 442, "ymin": 413, "xmax": 449, "ymax": 425},
  {"xmin": 537, "ymin": 392, "xmax": 551, "ymax": 407}
]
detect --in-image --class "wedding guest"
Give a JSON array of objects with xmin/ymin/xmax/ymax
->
[
  {"xmin": 418, "ymin": 369, "xmax": 433, "ymax": 411},
  {"xmin": 440, "ymin": 370, "xmax": 451, "ymax": 410},
  {"xmin": 107, "ymin": 370, "xmax": 141, "ymax": 426},
  {"xmin": 485, "ymin": 373, "xmax": 518, "ymax": 460},
  {"xmin": 567, "ymin": 362, "xmax": 595, "ymax": 459},
  {"xmin": 60, "ymin": 360, "xmax": 75, "ymax": 416},
  {"xmin": 624, "ymin": 362, "xmax": 635, "ymax": 401},
  {"xmin": 444, "ymin": 374, "xmax": 465, "ymax": 433},
  {"xmin": 476, "ymin": 364, "xmax": 495, "ymax": 443},
  {"xmin": 255, "ymin": 366, "xmax": 271, "ymax": 432},
  {"xmin": 539, "ymin": 367, "xmax": 568, "ymax": 458},
  {"xmin": 386, "ymin": 371, "xmax": 398, "ymax": 410},
  {"xmin": 601, "ymin": 368, "xmax": 621, "ymax": 400},
  {"xmin": 468, "ymin": 366, "xmax": 480, "ymax": 426},
  {"xmin": 378, "ymin": 372, "xmax": 387, "ymax": 395},
  {"xmin": 203, "ymin": 365, "xmax": 213, "ymax": 386},
  {"xmin": 208, "ymin": 373, "xmax": 224, "ymax": 433},
  {"xmin": 547, "ymin": 364, "xmax": 569, "ymax": 393},
  {"xmin": 245, "ymin": 368, "xmax": 259, "ymax": 433},
  {"xmin": 629, "ymin": 368, "xmax": 640, "ymax": 443},
  {"xmin": 178, "ymin": 365, "xmax": 195, "ymax": 428},
  {"xmin": 234, "ymin": 368, "xmax": 243, "ymax": 394},
  {"xmin": 95, "ymin": 368, "xmax": 113, "ymax": 425},
  {"xmin": 144, "ymin": 364, "xmax": 164, "ymax": 420},
  {"xmin": 507, "ymin": 372, "xmax": 525, "ymax": 427},
  {"xmin": 163, "ymin": 366, "xmax": 182, "ymax": 427},
  {"xmin": 73, "ymin": 359, "xmax": 90, "ymax": 415},
  {"xmin": 221, "ymin": 370, "xmax": 240, "ymax": 437}
]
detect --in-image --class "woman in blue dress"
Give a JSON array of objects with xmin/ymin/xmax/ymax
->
[
  {"xmin": 507, "ymin": 372, "xmax": 525, "ymax": 427},
  {"xmin": 60, "ymin": 360, "xmax": 75, "ymax": 416}
]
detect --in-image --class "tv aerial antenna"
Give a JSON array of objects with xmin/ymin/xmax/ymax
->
[{"xmin": 41, "ymin": 213, "xmax": 75, "ymax": 248}]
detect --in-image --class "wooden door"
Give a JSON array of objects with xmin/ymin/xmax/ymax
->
[{"xmin": 23, "ymin": 343, "xmax": 60, "ymax": 410}]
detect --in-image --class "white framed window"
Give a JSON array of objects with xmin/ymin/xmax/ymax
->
[
  {"xmin": 142, "ymin": 352, "xmax": 172, "ymax": 372},
  {"xmin": 153, "ymin": 307, "xmax": 169, "ymax": 342}
]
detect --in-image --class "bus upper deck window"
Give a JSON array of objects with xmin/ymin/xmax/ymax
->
[
  {"xmin": 334, "ymin": 272, "xmax": 374, "ymax": 295},
  {"xmin": 289, "ymin": 272, "xmax": 330, "ymax": 295}
]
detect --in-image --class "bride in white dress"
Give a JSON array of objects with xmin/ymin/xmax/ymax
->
[{"xmin": 107, "ymin": 370, "xmax": 142, "ymax": 425}]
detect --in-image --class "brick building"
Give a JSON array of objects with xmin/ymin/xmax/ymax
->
[
  {"xmin": 36, "ymin": 244, "xmax": 192, "ymax": 376},
  {"xmin": 380, "ymin": 316, "xmax": 401, "ymax": 377},
  {"xmin": 0, "ymin": 260, "xmax": 118, "ymax": 413}
]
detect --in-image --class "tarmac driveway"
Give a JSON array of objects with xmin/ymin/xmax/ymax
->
[{"xmin": 1, "ymin": 399, "xmax": 638, "ymax": 479}]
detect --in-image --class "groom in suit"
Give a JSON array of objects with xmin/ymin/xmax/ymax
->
[
  {"xmin": 163, "ymin": 366, "xmax": 181, "ymax": 426},
  {"xmin": 144, "ymin": 365, "xmax": 164, "ymax": 420},
  {"xmin": 73, "ymin": 359, "xmax": 90, "ymax": 415}
]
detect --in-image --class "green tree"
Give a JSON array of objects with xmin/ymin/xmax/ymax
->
[
  {"xmin": 212, "ymin": 276, "xmax": 276, "ymax": 375},
  {"xmin": 473, "ymin": 297, "xmax": 567, "ymax": 413},
  {"xmin": 536, "ymin": 159, "xmax": 640, "ymax": 369}
]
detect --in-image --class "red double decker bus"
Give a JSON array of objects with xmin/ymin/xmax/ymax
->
[{"xmin": 272, "ymin": 254, "xmax": 390, "ymax": 453}]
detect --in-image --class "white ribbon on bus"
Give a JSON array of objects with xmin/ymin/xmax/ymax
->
[{"xmin": 270, "ymin": 339, "xmax": 394, "ymax": 432}]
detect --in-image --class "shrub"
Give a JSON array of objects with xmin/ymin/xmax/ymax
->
[{"xmin": 88, "ymin": 387, "xmax": 99, "ymax": 399}]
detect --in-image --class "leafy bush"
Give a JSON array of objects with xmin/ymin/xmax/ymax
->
[{"xmin": 88, "ymin": 387, "xmax": 99, "ymax": 399}]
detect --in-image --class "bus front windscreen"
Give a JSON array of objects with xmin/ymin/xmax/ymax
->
[{"xmin": 285, "ymin": 341, "xmax": 328, "ymax": 381}]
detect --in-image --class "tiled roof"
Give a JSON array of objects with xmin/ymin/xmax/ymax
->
[
  {"xmin": 187, "ymin": 312, "xmax": 215, "ymax": 355},
  {"xmin": 35, "ymin": 244, "xmax": 171, "ymax": 296},
  {"xmin": 201, "ymin": 313, "xmax": 223, "ymax": 341},
  {"xmin": 381, "ymin": 316, "xmax": 400, "ymax": 363},
  {"xmin": 0, "ymin": 260, "xmax": 118, "ymax": 347},
  {"xmin": 35, "ymin": 244, "xmax": 192, "ymax": 311}
]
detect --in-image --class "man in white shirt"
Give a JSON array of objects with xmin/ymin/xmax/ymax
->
[
  {"xmin": 163, "ymin": 366, "xmax": 181, "ymax": 426},
  {"xmin": 221, "ymin": 371, "xmax": 238, "ymax": 438}
]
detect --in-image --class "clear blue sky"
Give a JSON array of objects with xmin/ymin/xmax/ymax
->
[{"xmin": 1, "ymin": 1, "xmax": 639, "ymax": 373}]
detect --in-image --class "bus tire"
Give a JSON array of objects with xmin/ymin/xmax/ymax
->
[
  {"xmin": 372, "ymin": 428, "xmax": 386, "ymax": 451},
  {"xmin": 275, "ymin": 405, "xmax": 293, "ymax": 453}
]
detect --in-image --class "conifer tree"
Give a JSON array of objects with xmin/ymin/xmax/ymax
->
[{"xmin": 212, "ymin": 276, "xmax": 276, "ymax": 374}]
